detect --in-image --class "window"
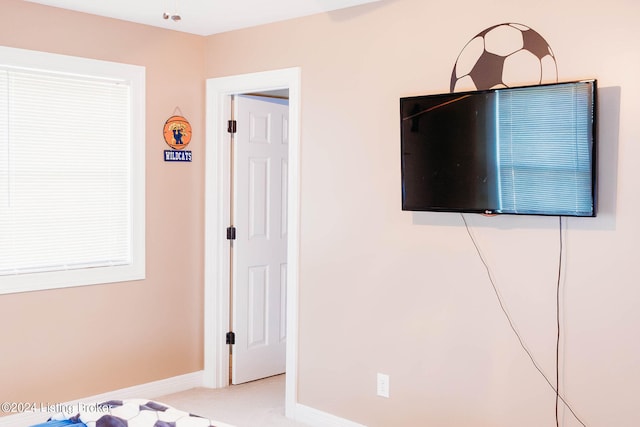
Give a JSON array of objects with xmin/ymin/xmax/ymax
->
[{"xmin": 0, "ymin": 46, "xmax": 145, "ymax": 294}]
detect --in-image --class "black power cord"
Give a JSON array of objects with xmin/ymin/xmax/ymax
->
[
  {"xmin": 556, "ymin": 216, "xmax": 563, "ymax": 427},
  {"xmin": 460, "ymin": 213, "xmax": 586, "ymax": 427}
]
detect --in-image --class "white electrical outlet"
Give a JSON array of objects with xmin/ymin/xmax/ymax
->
[{"xmin": 377, "ymin": 373, "xmax": 390, "ymax": 398}]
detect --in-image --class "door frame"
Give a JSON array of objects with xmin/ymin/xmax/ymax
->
[{"xmin": 203, "ymin": 67, "xmax": 301, "ymax": 417}]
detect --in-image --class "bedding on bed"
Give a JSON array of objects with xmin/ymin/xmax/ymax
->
[{"xmin": 31, "ymin": 398, "xmax": 236, "ymax": 427}]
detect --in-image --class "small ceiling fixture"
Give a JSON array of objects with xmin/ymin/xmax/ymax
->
[
  {"xmin": 162, "ymin": 12, "xmax": 181, "ymax": 21},
  {"xmin": 162, "ymin": 0, "xmax": 181, "ymax": 22}
]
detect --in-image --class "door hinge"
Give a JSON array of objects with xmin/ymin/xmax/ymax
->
[
  {"xmin": 226, "ymin": 226, "xmax": 236, "ymax": 240},
  {"xmin": 227, "ymin": 119, "xmax": 237, "ymax": 134},
  {"xmin": 226, "ymin": 331, "xmax": 236, "ymax": 345}
]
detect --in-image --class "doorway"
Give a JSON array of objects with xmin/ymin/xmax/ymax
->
[{"xmin": 203, "ymin": 67, "xmax": 301, "ymax": 418}]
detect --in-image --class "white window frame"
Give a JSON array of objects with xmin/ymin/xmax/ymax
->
[{"xmin": 0, "ymin": 46, "xmax": 145, "ymax": 295}]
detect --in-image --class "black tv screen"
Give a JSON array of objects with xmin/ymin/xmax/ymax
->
[{"xmin": 400, "ymin": 80, "xmax": 597, "ymax": 216}]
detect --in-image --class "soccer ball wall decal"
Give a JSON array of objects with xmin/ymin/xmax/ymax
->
[{"xmin": 450, "ymin": 23, "xmax": 558, "ymax": 92}]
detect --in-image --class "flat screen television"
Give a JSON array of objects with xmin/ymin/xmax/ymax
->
[{"xmin": 400, "ymin": 80, "xmax": 597, "ymax": 217}]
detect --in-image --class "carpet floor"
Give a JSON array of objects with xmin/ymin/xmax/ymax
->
[{"xmin": 156, "ymin": 375, "xmax": 311, "ymax": 427}]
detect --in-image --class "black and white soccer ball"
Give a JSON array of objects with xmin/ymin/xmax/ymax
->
[{"xmin": 450, "ymin": 23, "xmax": 558, "ymax": 92}]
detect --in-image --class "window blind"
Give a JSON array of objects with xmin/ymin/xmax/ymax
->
[
  {"xmin": 497, "ymin": 84, "xmax": 593, "ymax": 215},
  {"xmin": 0, "ymin": 68, "xmax": 132, "ymax": 275}
]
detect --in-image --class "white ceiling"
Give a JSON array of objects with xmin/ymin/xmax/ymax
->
[{"xmin": 25, "ymin": 0, "xmax": 381, "ymax": 36}]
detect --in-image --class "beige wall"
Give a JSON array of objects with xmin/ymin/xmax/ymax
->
[
  {"xmin": 206, "ymin": 0, "xmax": 639, "ymax": 426},
  {"xmin": 1, "ymin": 0, "xmax": 206, "ymax": 404}
]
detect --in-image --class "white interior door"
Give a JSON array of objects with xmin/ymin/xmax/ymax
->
[{"xmin": 232, "ymin": 95, "xmax": 289, "ymax": 385}]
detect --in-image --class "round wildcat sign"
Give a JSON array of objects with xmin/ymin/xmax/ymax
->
[{"xmin": 163, "ymin": 115, "xmax": 192, "ymax": 150}]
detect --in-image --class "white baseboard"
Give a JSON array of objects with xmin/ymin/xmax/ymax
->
[
  {"xmin": 293, "ymin": 403, "xmax": 368, "ymax": 427},
  {"xmin": 0, "ymin": 371, "xmax": 204, "ymax": 427}
]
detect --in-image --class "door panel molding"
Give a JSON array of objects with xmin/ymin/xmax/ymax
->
[{"xmin": 233, "ymin": 95, "xmax": 288, "ymax": 384}]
